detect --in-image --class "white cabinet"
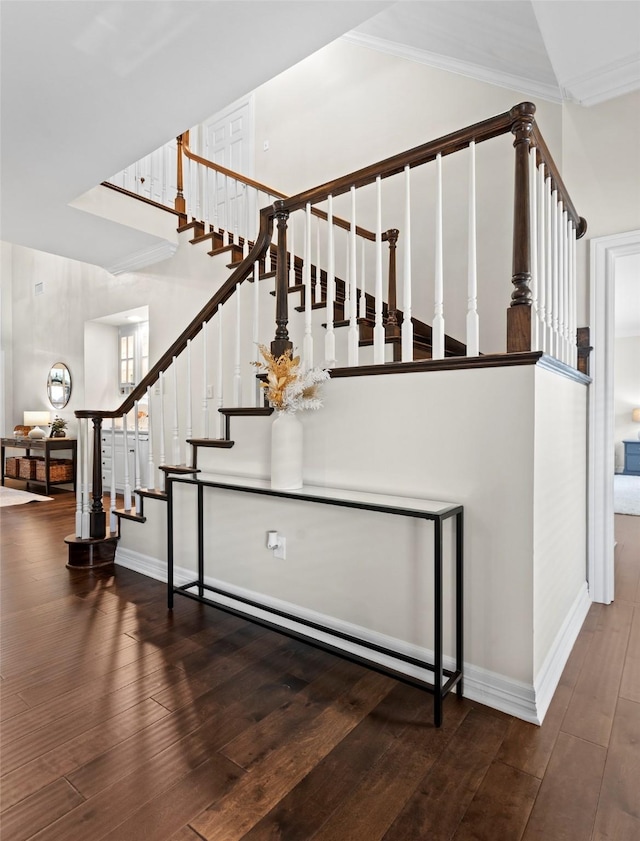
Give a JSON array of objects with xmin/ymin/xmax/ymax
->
[{"xmin": 101, "ymin": 430, "xmax": 148, "ymax": 492}]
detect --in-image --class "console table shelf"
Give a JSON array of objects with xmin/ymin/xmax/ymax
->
[
  {"xmin": 1, "ymin": 437, "xmax": 77, "ymax": 494},
  {"xmin": 166, "ymin": 472, "xmax": 464, "ymax": 727}
]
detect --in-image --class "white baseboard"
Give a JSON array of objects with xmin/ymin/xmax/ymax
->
[
  {"xmin": 115, "ymin": 547, "xmax": 583, "ymax": 725},
  {"xmin": 533, "ymin": 582, "xmax": 591, "ymax": 722}
]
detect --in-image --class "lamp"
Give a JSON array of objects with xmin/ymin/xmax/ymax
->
[
  {"xmin": 24, "ymin": 411, "xmax": 50, "ymax": 439},
  {"xmin": 633, "ymin": 408, "xmax": 640, "ymax": 440}
]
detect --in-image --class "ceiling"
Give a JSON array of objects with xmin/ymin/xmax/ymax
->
[{"xmin": 1, "ymin": 1, "xmax": 639, "ymax": 271}]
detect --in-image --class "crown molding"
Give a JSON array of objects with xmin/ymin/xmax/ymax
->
[
  {"xmin": 342, "ymin": 32, "xmax": 563, "ymax": 104},
  {"xmin": 561, "ymin": 53, "xmax": 640, "ymax": 106},
  {"xmin": 106, "ymin": 241, "xmax": 177, "ymax": 276}
]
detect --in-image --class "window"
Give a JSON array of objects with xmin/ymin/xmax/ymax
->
[{"xmin": 118, "ymin": 321, "xmax": 149, "ymax": 394}]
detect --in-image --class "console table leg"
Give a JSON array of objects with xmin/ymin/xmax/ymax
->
[{"xmin": 434, "ymin": 517, "xmax": 443, "ymax": 727}]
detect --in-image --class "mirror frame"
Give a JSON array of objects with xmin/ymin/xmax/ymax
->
[{"xmin": 47, "ymin": 362, "xmax": 72, "ymax": 409}]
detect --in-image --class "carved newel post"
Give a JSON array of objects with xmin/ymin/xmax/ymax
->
[
  {"xmin": 90, "ymin": 417, "xmax": 106, "ymax": 539},
  {"xmin": 507, "ymin": 102, "xmax": 536, "ymax": 353},
  {"xmin": 271, "ymin": 201, "xmax": 293, "ymax": 359}
]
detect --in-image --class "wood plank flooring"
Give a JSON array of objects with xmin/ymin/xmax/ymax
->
[{"xmin": 1, "ymin": 486, "xmax": 639, "ymax": 841}]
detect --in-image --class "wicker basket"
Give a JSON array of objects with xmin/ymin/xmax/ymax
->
[
  {"xmin": 5, "ymin": 457, "xmax": 19, "ymax": 478},
  {"xmin": 18, "ymin": 457, "xmax": 40, "ymax": 479},
  {"xmin": 36, "ymin": 458, "xmax": 73, "ymax": 483}
]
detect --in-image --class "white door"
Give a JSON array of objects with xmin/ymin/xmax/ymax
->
[{"xmin": 201, "ymin": 97, "xmax": 254, "ymax": 239}]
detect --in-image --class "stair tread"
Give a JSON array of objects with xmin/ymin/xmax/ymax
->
[
  {"xmin": 219, "ymin": 407, "xmax": 273, "ymax": 417},
  {"xmin": 114, "ymin": 508, "xmax": 146, "ymax": 523},
  {"xmin": 158, "ymin": 464, "xmax": 201, "ymax": 474},
  {"xmin": 187, "ymin": 438, "xmax": 235, "ymax": 448},
  {"xmin": 208, "ymin": 243, "xmax": 243, "ymax": 257},
  {"xmin": 138, "ymin": 488, "xmax": 167, "ymax": 501}
]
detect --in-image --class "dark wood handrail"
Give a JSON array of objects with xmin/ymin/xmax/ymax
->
[
  {"xmin": 531, "ymin": 125, "xmax": 586, "ymax": 237},
  {"xmin": 76, "ymin": 206, "xmax": 275, "ymax": 421},
  {"xmin": 181, "ymin": 132, "xmax": 382, "ymax": 242},
  {"xmin": 274, "ymin": 102, "xmax": 584, "ymax": 238}
]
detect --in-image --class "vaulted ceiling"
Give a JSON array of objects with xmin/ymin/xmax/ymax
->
[{"xmin": 1, "ymin": 1, "xmax": 639, "ymax": 270}]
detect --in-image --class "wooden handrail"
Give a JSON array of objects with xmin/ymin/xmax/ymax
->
[
  {"xmin": 531, "ymin": 124, "xmax": 586, "ymax": 237},
  {"xmin": 180, "ymin": 132, "xmax": 382, "ymax": 242},
  {"xmin": 76, "ymin": 206, "xmax": 275, "ymax": 421}
]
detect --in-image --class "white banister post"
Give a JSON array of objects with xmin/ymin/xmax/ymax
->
[
  {"xmin": 147, "ymin": 385, "xmax": 155, "ymax": 490},
  {"xmin": 374, "ymin": 176, "xmax": 384, "ymax": 365},
  {"xmin": 325, "ymin": 195, "xmax": 336, "ymax": 366},
  {"xmin": 303, "ymin": 202, "xmax": 314, "ymax": 370},
  {"xmin": 122, "ymin": 413, "xmax": 132, "ymax": 511},
  {"xmin": 529, "ymin": 146, "xmax": 539, "ymax": 352},
  {"xmin": 223, "ymin": 175, "xmax": 230, "ymax": 246},
  {"xmin": 348, "ymin": 186, "xmax": 359, "ymax": 367},
  {"xmin": 563, "ymin": 208, "xmax": 570, "ymax": 363},
  {"xmin": 159, "ymin": 372, "xmax": 166, "ymax": 489},
  {"xmin": 243, "ymin": 186, "xmax": 250, "ymax": 258},
  {"xmin": 359, "ymin": 239, "xmax": 367, "ymax": 320},
  {"xmin": 558, "ymin": 199, "xmax": 565, "ymax": 362},
  {"xmin": 544, "ymin": 176, "xmax": 553, "ymax": 354},
  {"xmin": 172, "ymin": 357, "xmax": 180, "ymax": 464},
  {"xmin": 213, "ymin": 170, "xmax": 219, "ymax": 233},
  {"xmin": 466, "ymin": 143, "xmax": 479, "ymax": 357},
  {"xmin": 288, "ymin": 215, "xmax": 295, "ymax": 287},
  {"xmin": 537, "ymin": 164, "xmax": 547, "ymax": 355},
  {"xmin": 570, "ymin": 223, "xmax": 577, "ymax": 368},
  {"xmin": 202, "ymin": 323, "xmax": 209, "ymax": 439},
  {"xmin": 233, "ymin": 180, "xmax": 240, "ymax": 245},
  {"xmin": 551, "ymin": 189, "xmax": 560, "ymax": 359},
  {"xmin": 234, "ymin": 283, "xmax": 242, "ymax": 405},
  {"xmin": 216, "ymin": 311, "xmax": 225, "ymax": 438},
  {"xmin": 315, "ymin": 215, "xmax": 322, "ymax": 303},
  {"xmin": 432, "ymin": 153, "xmax": 445, "ymax": 360},
  {"xmin": 399, "ymin": 165, "xmax": 413, "ymax": 361},
  {"xmin": 109, "ymin": 420, "xmax": 117, "ymax": 532},
  {"xmin": 253, "ymin": 260, "xmax": 261, "ymax": 406},
  {"xmin": 186, "ymin": 340, "xmax": 193, "ymax": 465},
  {"xmin": 133, "ymin": 401, "xmax": 141, "ymax": 512}
]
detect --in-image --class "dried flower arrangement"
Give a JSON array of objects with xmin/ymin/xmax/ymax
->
[{"xmin": 252, "ymin": 345, "xmax": 330, "ymax": 413}]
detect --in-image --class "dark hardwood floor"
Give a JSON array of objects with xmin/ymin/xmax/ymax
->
[{"xmin": 1, "ymin": 484, "xmax": 639, "ymax": 840}]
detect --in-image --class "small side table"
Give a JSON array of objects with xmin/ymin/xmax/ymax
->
[
  {"xmin": 1, "ymin": 437, "xmax": 77, "ymax": 494},
  {"xmin": 623, "ymin": 440, "xmax": 640, "ymax": 476}
]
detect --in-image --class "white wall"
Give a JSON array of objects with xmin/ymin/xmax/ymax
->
[
  {"xmin": 614, "ymin": 335, "xmax": 640, "ymax": 470},
  {"xmin": 0, "ymin": 241, "xmax": 13, "ymax": 436}
]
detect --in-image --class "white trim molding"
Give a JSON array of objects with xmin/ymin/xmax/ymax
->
[
  {"xmin": 589, "ymin": 229, "xmax": 640, "ymax": 604},
  {"xmin": 562, "ymin": 53, "xmax": 640, "ymax": 107},
  {"xmin": 342, "ymin": 32, "xmax": 563, "ymax": 104},
  {"xmin": 106, "ymin": 241, "xmax": 178, "ymax": 276},
  {"xmin": 116, "ymin": 546, "xmax": 558, "ymax": 724}
]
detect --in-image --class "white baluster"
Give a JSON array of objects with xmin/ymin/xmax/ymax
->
[
  {"xmin": 401, "ymin": 165, "xmax": 414, "ymax": 361},
  {"xmin": 122, "ymin": 413, "xmax": 132, "ymax": 511},
  {"xmin": 570, "ymin": 223, "xmax": 577, "ymax": 368},
  {"xmin": 563, "ymin": 209, "xmax": 571, "ymax": 363},
  {"xmin": 253, "ymin": 261, "xmax": 261, "ymax": 405},
  {"xmin": 432, "ymin": 153, "xmax": 445, "ymax": 360},
  {"xmin": 529, "ymin": 146, "xmax": 539, "ymax": 352},
  {"xmin": 544, "ymin": 176, "xmax": 553, "ymax": 354},
  {"xmin": 186, "ymin": 340, "xmax": 193, "ymax": 466},
  {"xmin": 234, "ymin": 283, "xmax": 242, "ymax": 405},
  {"xmin": 315, "ymin": 215, "xmax": 322, "ymax": 304},
  {"xmin": 374, "ymin": 176, "xmax": 385, "ymax": 365},
  {"xmin": 202, "ymin": 323, "xmax": 209, "ymax": 438},
  {"xmin": 213, "ymin": 169, "xmax": 219, "ymax": 233},
  {"xmin": 110, "ymin": 420, "xmax": 117, "ymax": 532},
  {"xmin": 172, "ymin": 357, "xmax": 180, "ymax": 464},
  {"xmin": 243, "ymin": 186, "xmax": 250, "ymax": 258},
  {"xmin": 303, "ymin": 202, "xmax": 313, "ymax": 369},
  {"xmin": 81, "ymin": 419, "xmax": 90, "ymax": 539},
  {"xmin": 216, "ymin": 311, "xmax": 225, "ymax": 438},
  {"xmin": 557, "ymin": 199, "xmax": 565, "ymax": 362},
  {"xmin": 537, "ymin": 164, "xmax": 547, "ymax": 355},
  {"xmin": 233, "ymin": 180, "xmax": 240, "ymax": 245},
  {"xmin": 466, "ymin": 144, "xmax": 479, "ymax": 357},
  {"xmin": 325, "ymin": 195, "xmax": 336, "ymax": 366},
  {"xmin": 147, "ymin": 385, "xmax": 155, "ymax": 490},
  {"xmin": 133, "ymin": 401, "xmax": 141, "ymax": 512},
  {"xmin": 159, "ymin": 372, "xmax": 166, "ymax": 490},
  {"xmin": 288, "ymin": 215, "xmax": 295, "ymax": 287},
  {"xmin": 223, "ymin": 175, "xmax": 230, "ymax": 246},
  {"xmin": 348, "ymin": 186, "xmax": 359, "ymax": 367},
  {"xmin": 344, "ymin": 232, "xmax": 350, "ymax": 313},
  {"xmin": 265, "ymin": 203, "xmax": 272, "ymax": 275},
  {"xmin": 359, "ymin": 239, "xmax": 367, "ymax": 320},
  {"xmin": 551, "ymin": 188, "xmax": 559, "ymax": 359},
  {"xmin": 75, "ymin": 419, "xmax": 83, "ymax": 537}
]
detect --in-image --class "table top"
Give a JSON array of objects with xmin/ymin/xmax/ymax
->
[
  {"xmin": 173, "ymin": 471, "xmax": 462, "ymax": 519},
  {"xmin": 2, "ymin": 437, "xmax": 76, "ymax": 448}
]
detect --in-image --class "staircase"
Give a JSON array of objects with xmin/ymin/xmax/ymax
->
[{"xmin": 68, "ymin": 101, "xmax": 588, "ymax": 568}]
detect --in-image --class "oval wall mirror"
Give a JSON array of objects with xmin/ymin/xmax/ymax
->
[{"xmin": 47, "ymin": 362, "xmax": 72, "ymax": 409}]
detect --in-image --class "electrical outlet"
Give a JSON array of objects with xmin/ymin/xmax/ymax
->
[
  {"xmin": 274, "ymin": 536, "xmax": 286, "ymax": 560},
  {"xmin": 263, "ymin": 140, "xmax": 270, "ymax": 152},
  {"xmin": 206, "ymin": 385, "xmax": 213, "ymax": 399}
]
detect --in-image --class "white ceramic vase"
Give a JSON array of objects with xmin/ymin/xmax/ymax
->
[{"xmin": 271, "ymin": 411, "xmax": 303, "ymax": 490}]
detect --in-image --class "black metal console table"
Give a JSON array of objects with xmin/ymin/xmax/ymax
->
[{"xmin": 166, "ymin": 472, "xmax": 464, "ymax": 727}]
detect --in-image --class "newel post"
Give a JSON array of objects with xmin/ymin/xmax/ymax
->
[
  {"xmin": 271, "ymin": 201, "xmax": 293, "ymax": 359},
  {"xmin": 507, "ymin": 102, "xmax": 536, "ymax": 353},
  {"xmin": 385, "ymin": 229, "xmax": 401, "ymax": 339},
  {"xmin": 175, "ymin": 134, "xmax": 186, "ymax": 218},
  {"xmin": 90, "ymin": 416, "xmax": 106, "ymax": 539}
]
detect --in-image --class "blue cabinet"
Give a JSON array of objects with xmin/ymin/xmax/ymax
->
[{"xmin": 623, "ymin": 440, "xmax": 640, "ymax": 475}]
